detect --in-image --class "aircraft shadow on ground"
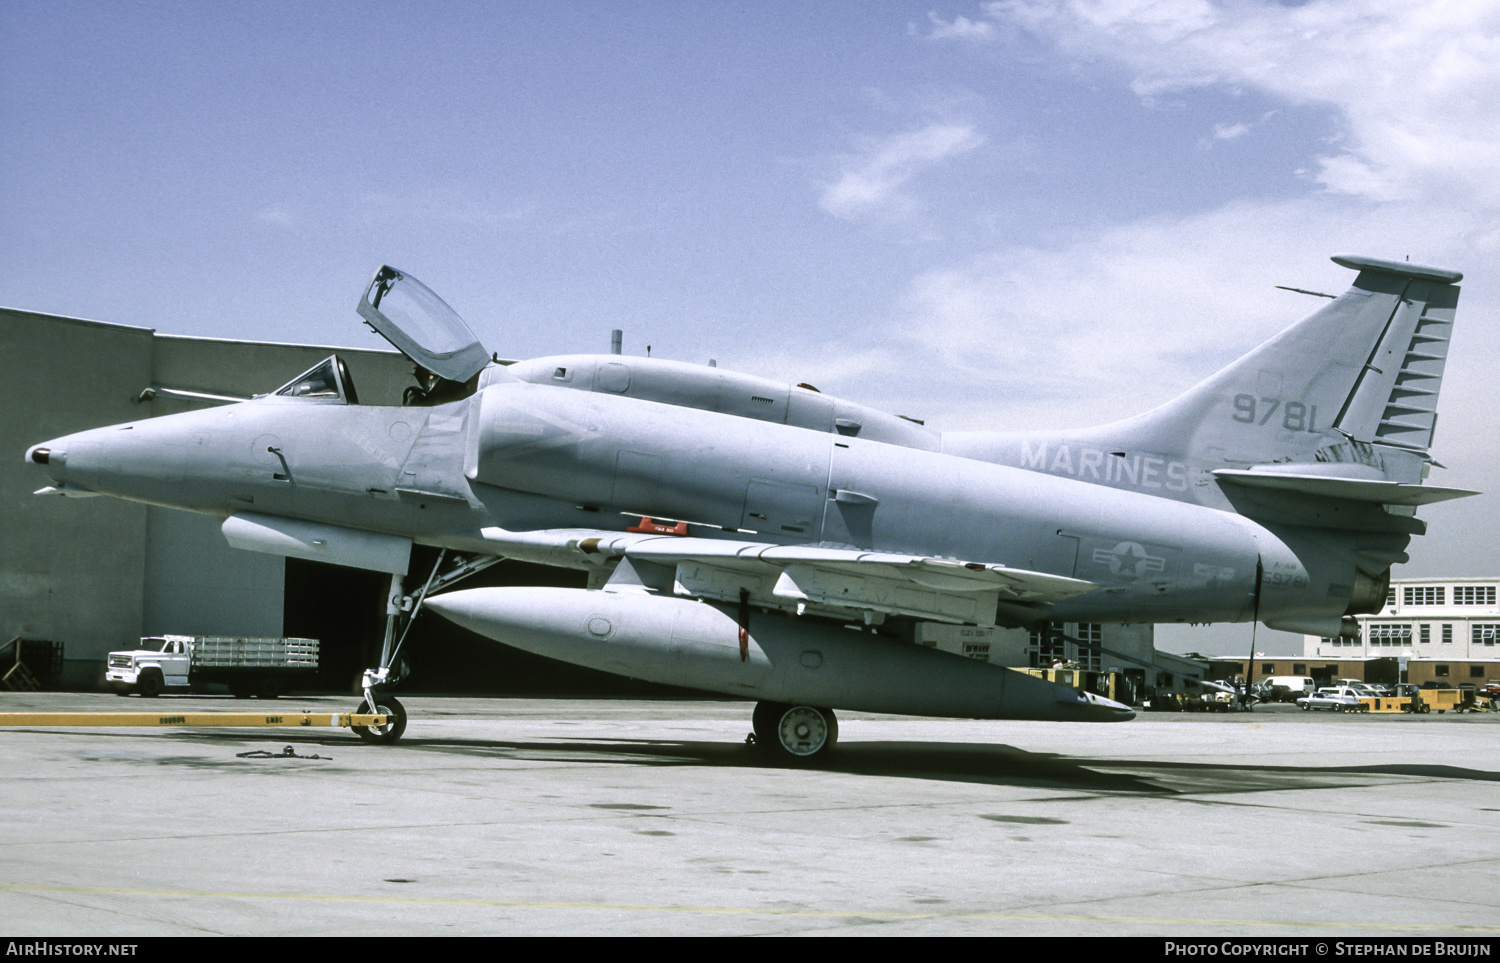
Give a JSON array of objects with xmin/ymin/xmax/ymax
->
[{"xmin": 175, "ymin": 728, "xmax": 1500, "ymax": 795}]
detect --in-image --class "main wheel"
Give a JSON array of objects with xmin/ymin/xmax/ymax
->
[
  {"xmin": 256, "ymin": 675, "xmax": 282, "ymax": 699},
  {"xmin": 751, "ymin": 701, "xmax": 837, "ymax": 763},
  {"xmin": 353, "ymin": 695, "xmax": 407, "ymax": 745},
  {"xmin": 137, "ymin": 672, "xmax": 164, "ymax": 698}
]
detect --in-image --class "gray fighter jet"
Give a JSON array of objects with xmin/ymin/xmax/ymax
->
[{"xmin": 25, "ymin": 256, "xmax": 1475, "ymax": 759}]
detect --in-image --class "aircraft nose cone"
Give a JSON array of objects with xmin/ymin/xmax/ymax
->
[{"xmin": 26, "ymin": 442, "xmax": 62, "ymax": 469}]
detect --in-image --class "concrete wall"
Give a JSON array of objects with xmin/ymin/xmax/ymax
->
[
  {"xmin": 1, "ymin": 309, "xmax": 154, "ymax": 682},
  {"xmin": 1, "ymin": 306, "xmax": 415, "ymax": 686}
]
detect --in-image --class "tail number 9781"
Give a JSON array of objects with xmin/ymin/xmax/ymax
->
[{"xmin": 1231, "ymin": 395, "xmax": 1317, "ymax": 432}]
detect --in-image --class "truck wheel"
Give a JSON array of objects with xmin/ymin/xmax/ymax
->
[
  {"xmin": 256, "ymin": 676, "xmax": 282, "ymax": 699},
  {"xmin": 353, "ymin": 695, "xmax": 407, "ymax": 745},
  {"xmin": 138, "ymin": 672, "xmax": 164, "ymax": 698}
]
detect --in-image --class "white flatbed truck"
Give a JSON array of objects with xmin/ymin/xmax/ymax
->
[{"xmin": 106, "ymin": 634, "xmax": 319, "ymax": 698}]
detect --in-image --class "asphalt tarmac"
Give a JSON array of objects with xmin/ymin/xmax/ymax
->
[{"xmin": 1, "ymin": 693, "xmax": 1497, "ymax": 937}]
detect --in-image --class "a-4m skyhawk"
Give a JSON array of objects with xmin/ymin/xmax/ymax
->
[{"xmin": 26, "ymin": 255, "xmax": 1475, "ymax": 759}]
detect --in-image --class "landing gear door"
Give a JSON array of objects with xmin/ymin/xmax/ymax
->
[{"xmin": 357, "ymin": 265, "xmax": 490, "ymax": 384}]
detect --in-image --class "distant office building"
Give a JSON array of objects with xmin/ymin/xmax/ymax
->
[{"xmin": 1295, "ymin": 577, "xmax": 1500, "ymax": 686}]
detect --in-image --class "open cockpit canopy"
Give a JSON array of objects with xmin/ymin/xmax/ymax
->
[
  {"xmin": 273, "ymin": 355, "xmax": 360, "ymax": 404},
  {"xmin": 357, "ymin": 265, "xmax": 490, "ymax": 384}
]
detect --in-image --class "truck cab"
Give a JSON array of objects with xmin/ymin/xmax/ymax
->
[{"xmin": 105, "ymin": 635, "xmax": 193, "ymax": 696}]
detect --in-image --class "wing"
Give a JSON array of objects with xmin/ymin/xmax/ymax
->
[{"xmin": 476, "ymin": 526, "xmax": 1095, "ymax": 627}]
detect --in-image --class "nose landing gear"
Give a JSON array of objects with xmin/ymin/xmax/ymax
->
[{"xmin": 353, "ymin": 551, "xmax": 501, "ymax": 745}]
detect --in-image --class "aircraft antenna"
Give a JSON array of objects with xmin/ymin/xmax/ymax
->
[{"xmin": 1274, "ymin": 285, "xmax": 1335, "ymax": 299}]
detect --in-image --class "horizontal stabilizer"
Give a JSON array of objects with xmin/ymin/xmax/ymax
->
[
  {"xmin": 1330, "ymin": 254, "xmax": 1462, "ymax": 284},
  {"xmin": 1213, "ymin": 469, "xmax": 1477, "ymax": 506}
]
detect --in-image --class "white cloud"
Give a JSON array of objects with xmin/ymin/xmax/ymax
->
[
  {"xmin": 925, "ymin": 11, "xmax": 997, "ymax": 41},
  {"xmin": 983, "ymin": 0, "xmax": 1500, "ymax": 206},
  {"xmin": 820, "ymin": 122, "xmax": 985, "ymax": 221},
  {"xmin": 1212, "ymin": 121, "xmax": 1249, "ymax": 140},
  {"xmin": 255, "ymin": 205, "xmax": 296, "ymax": 228}
]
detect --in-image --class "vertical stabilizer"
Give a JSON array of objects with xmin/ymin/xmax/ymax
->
[
  {"xmin": 943, "ymin": 254, "xmax": 1468, "ymax": 506},
  {"xmin": 1084, "ymin": 254, "xmax": 1463, "ymax": 477},
  {"xmin": 1327, "ymin": 255, "xmax": 1459, "ymax": 453}
]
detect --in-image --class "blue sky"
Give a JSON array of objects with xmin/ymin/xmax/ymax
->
[{"xmin": 5, "ymin": 1, "xmax": 1498, "ymax": 655}]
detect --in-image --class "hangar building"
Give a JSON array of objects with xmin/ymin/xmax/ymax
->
[{"xmin": 1, "ymin": 305, "xmax": 419, "ymax": 687}]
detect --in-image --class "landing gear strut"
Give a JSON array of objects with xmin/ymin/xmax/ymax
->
[
  {"xmin": 752, "ymin": 701, "xmax": 839, "ymax": 763},
  {"xmin": 355, "ymin": 550, "xmax": 501, "ymax": 745}
]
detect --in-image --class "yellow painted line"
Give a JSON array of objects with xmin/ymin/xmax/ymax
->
[
  {"xmin": 2, "ymin": 884, "xmax": 1497, "ymax": 932},
  {"xmin": 0, "ymin": 712, "xmax": 386, "ymax": 728}
]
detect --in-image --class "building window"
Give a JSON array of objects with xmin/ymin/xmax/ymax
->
[
  {"xmin": 1404, "ymin": 586, "xmax": 1445, "ymax": 605},
  {"xmin": 1435, "ymin": 664, "xmax": 1450, "ymax": 677},
  {"xmin": 1293, "ymin": 663, "xmax": 1306, "ymax": 674},
  {"xmin": 1420, "ymin": 624, "xmax": 1430, "ymax": 644},
  {"xmin": 1443, "ymin": 624, "xmax": 1453, "ymax": 644},
  {"xmin": 1367, "ymin": 623, "xmax": 1413, "ymax": 647},
  {"xmin": 1029, "ymin": 627, "xmax": 1064, "ymax": 668},
  {"xmin": 1262, "ymin": 663, "xmax": 1275, "ymax": 674},
  {"xmin": 1386, "ymin": 588, "xmax": 1396, "ymax": 607},
  {"xmin": 1454, "ymin": 585, "xmax": 1497, "ymax": 606},
  {"xmin": 1472, "ymin": 624, "xmax": 1500, "ymax": 646},
  {"xmin": 1472, "ymin": 665, "xmax": 1487, "ymax": 678}
]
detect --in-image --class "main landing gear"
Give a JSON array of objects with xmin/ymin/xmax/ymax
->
[
  {"xmin": 751, "ymin": 701, "xmax": 839, "ymax": 763},
  {"xmin": 355, "ymin": 550, "xmax": 500, "ymax": 745}
]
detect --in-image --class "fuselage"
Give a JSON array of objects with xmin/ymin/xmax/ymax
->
[{"xmin": 27, "ymin": 371, "xmax": 1362, "ymax": 632}]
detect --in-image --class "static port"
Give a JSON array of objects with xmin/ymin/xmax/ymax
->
[{"xmin": 30, "ymin": 448, "xmax": 50, "ymax": 465}]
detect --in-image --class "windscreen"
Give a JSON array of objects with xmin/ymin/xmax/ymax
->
[{"xmin": 274, "ymin": 356, "xmax": 352, "ymax": 403}]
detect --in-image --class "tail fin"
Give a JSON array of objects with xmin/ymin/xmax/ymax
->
[{"xmin": 1106, "ymin": 254, "xmax": 1462, "ymax": 482}]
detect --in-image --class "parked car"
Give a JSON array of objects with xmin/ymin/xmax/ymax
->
[{"xmin": 1296, "ymin": 687, "xmax": 1366, "ymax": 712}]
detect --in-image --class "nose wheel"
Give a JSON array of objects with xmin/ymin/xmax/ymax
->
[
  {"xmin": 352, "ymin": 694, "xmax": 407, "ymax": 744},
  {"xmin": 752, "ymin": 701, "xmax": 838, "ymax": 763}
]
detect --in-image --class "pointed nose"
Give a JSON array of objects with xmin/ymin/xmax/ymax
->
[{"xmin": 25, "ymin": 441, "xmax": 67, "ymax": 482}]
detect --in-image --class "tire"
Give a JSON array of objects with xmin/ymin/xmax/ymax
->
[
  {"xmin": 752, "ymin": 700, "xmax": 789, "ymax": 749},
  {"xmin": 256, "ymin": 675, "xmax": 282, "ymax": 699},
  {"xmin": 751, "ymin": 701, "xmax": 837, "ymax": 763},
  {"xmin": 353, "ymin": 695, "xmax": 407, "ymax": 745},
  {"xmin": 137, "ymin": 671, "xmax": 164, "ymax": 698}
]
